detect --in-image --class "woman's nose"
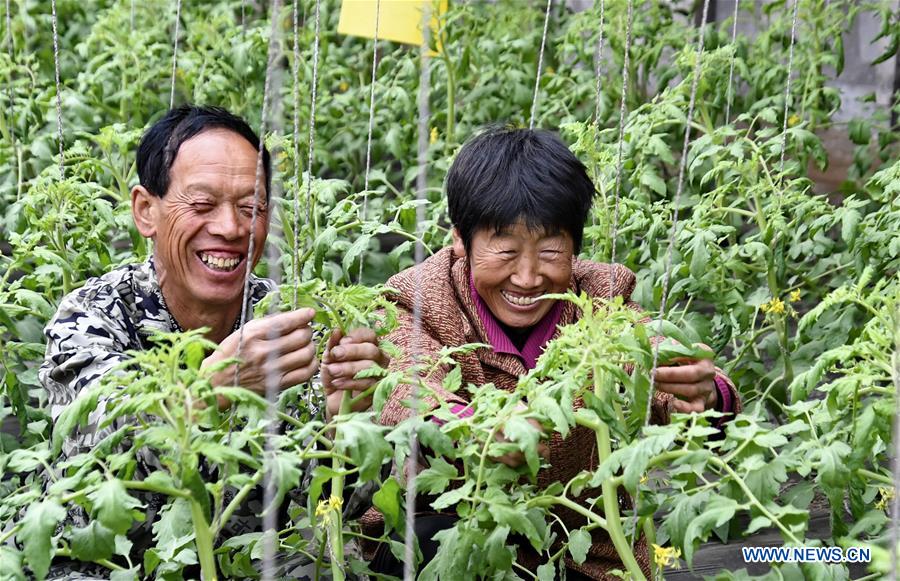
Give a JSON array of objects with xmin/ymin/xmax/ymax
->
[{"xmin": 510, "ymin": 256, "xmax": 541, "ymax": 289}]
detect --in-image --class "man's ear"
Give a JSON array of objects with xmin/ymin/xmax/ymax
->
[
  {"xmin": 451, "ymin": 228, "xmax": 466, "ymax": 258},
  {"xmin": 132, "ymin": 185, "xmax": 159, "ymax": 238}
]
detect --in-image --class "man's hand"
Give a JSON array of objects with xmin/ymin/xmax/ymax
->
[
  {"xmin": 204, "ymin": 308, "xmax": 318, "ymax": 408},
  {"xmin": 322, "ymin": 328, "xmax": 390, "ymax": 417},
  {"xmin": 653, "ymin": 344, "xmax": 717, "ymax": 413}
]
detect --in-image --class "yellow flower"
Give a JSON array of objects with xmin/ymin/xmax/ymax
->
[
  {"xmin": 876, "ymin": 487, "xmax": 894, "ymax": 511},
  {"xmin": 315, "ymin": 495, "xmax": 343, "ymax": 517},
  {"xmin": 546, "ymin": 66, "xmax": 555, "ymax": 75},
  {"xmin": 788, "ymin": 114, "xmax": 801, "ymax": 127},
  {"xmin": 430, "ymin": 127, "xmax": 438, "ymax": 144},
  {"xmin": 339, "ymin": 81, "xmax": 349, "ymax": 92},
  {"xmin": 789, "ymin": 289, "xmax": 801, "ymax": 302},
  {"xmin": 763, "ymin": 297, "xmax": 786, "ymax": 315},
  {"xmin": 640, "ymin": 474, "xmax": 649, "ymax": 485},
  {"xmin": 652, "ymin": 544, "xmax": 681, "ymax": 570}
]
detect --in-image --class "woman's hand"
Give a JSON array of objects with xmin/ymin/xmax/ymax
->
[
  {"xmin": 653, "ymin": 344, "xmax": 718, "ymax": 413},
  {"xmin": 493, "ymin": 402, "xmax": 550, "ymax": 468},
  {"xmin": 322, "ymin": 328, "xmax": 390, "ymax": 417}
]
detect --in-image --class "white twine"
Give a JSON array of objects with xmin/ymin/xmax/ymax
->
[
  {"xmin": 169, "ymin": 0, "xmax": 182, "ymax": 108},
  {"xmin": 403, "ymin": 4, "xmax": 432, "ymax": 577},
  {"xmin": 529, "ymin": 0, "xmax": 553, "ymax": 130},
  {"xmin": 50, "ymin": 0, "xmax": 64, "ymax": 177},
  {"xmin": 358, "ymin": 0, "xmax": 382, "ymax": 281}
]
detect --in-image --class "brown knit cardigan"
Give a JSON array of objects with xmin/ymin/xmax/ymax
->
[{"xmin": 362, "ymin": 247, "xmax": 741, "ymax": 579}]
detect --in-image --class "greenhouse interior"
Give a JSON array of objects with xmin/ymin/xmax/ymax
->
[{"xmin": 1, "ymin": 0, "xmax": 900, "ymax": 579}]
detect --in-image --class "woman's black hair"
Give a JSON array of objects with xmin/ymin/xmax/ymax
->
[
  {"xmin": 446, "ymin": 125, "xmax": 595, "ymax": 253},
  {"xmin": 136, "ymin": 105, "xmax": 271, "ymax": 198}
]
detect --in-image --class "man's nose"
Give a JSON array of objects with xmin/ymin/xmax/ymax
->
[{"xmin": 208, "ymin": 205, "xmax": 244, "ymax": 240}]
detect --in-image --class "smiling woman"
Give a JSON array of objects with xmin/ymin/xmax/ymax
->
[{"xmin": 363, "ymin": 126, "xmax": 741, "ymax": 578}]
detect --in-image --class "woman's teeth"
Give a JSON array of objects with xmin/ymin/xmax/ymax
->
[
  {"xmin": 502, "ymin": 291, "xmax": 539, "ymax": 306},
  {"xmin": 199, "ymin": 252, "xmax": 240, "ymax": 271}
]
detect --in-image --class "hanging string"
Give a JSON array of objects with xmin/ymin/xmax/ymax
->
[
  {"xmin": 130, "ymin": 0, "xmax": 135, "ymax": 31},
  {"xmin": 291, "ymin": 0, "xmax": 301, "ymax": 306},
  {"xmin": 303, "ymin": 0, "xmax": 322, "ymax": 233},
  {"xmin": 5, "ymin": 0, "xmax": 19, "ymax": 198},
  {"xmin": 300, "ymin": 0, "xmax": 322, "ymax": 415},
  {"xmin": 589, "ymin": 0, "xmax": 606, "ymax": 254},
  {"xmin": 592, "ymin": 0, "xmax": 606, "ymax": 126},
  {"xmin": 404, "ymin": 4, "xmax": 431, "ymax": 578},
  {"xmin": 257, "ymin": 0, "xmax": 284, "ymax": 573},
  {"xmin": 607, "ymin": 0, "xmax": 634, "ymax": 296},
  {"xmin": 50, "ymin": 0, "xmax": 64, "ymax": 178},
  {"xmin": 636, "ymin": 0, "xmax": 712, "ymax": 548},
  {"xmin": 528, "ymin": 0, "xmax": 552, "ymax": 130},
  {"xmin": 778, "ymin": 0, "xmax": 800, "ymax": 179},
  {"xmin": 892, "ymin": 315, "xmax": 900, "ymax": 581},
  {"xmin": 170, "ymin": 0, "xmax": 182, "ymax": 109},
  {"xmin": 724, "ymin": 0, "xmax": 740, "ymax": 125},
  {"xmin": 358, "ymin": 0, "xmax": 382, "ymax": 281},
  {"xmin": 647, "ymin": 0, "xmax": 711, "ymax": 415},
  {"xmin": 235, "ymin": 0, "xmax": 280, "ymax": 385}
]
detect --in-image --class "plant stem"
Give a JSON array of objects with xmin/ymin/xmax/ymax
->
[
  {"xmin": 591, "ymin": 367, "xmax": 648, "ymax": 581},
  {"xmin": 190, "ymin": 500, "xmax": 218, "ymax": 581},
  {"xmin": 328, "ymin": 390, "xmax": 353, "ymax": 581}
]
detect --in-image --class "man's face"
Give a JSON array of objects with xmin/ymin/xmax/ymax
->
[
  {"xmin": 137, "ymin": 129, "xmax": 268, "ymax": 313},
  {"xmin": 454, "ymin": 222, "xmax": 574, "ymax": 329}
]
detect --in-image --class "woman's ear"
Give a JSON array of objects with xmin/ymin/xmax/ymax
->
[
  {"xmin": 132, "ymin": 185, "xmax": 159, "ymax": 238},
  {"xmin": 451, "ymin": 228, "xmax": 467, "ymax": 258}
]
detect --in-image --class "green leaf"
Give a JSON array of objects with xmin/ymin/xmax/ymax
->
[
  {"xmin": 536, "ymin": 562, "xmax": 556, "ymax": 581},
  {"xmin": 70, "ymin": 521, "xmax": 116, "ymax": 562},
  {"xmin": 89, "ymin": 479, "xmax": 142, "ymax": 536},
  {"xmin": 19, "ymin": 499, "xmax": 66, "ymax": 580},
  {"xmin": 152, "ymin": 498, "xmax": 193, "ymax": 561},
  {"xmin": 567, "ymin": 528, "xmax": 591, "ymax": 564},
  {"xmin": 373, "ymin": 477, "xmax": 403, "ymax": 531},
  {"xmin": 0, "ymin": 546, "xmax": 26, "ymax": 581},
  {"xmin": 416, "ymin": 456, "xmax": 458, "ymax": 495},
  {"xmin": 683, "ymin": 497, "xmax": 739, "ymax": 564}
]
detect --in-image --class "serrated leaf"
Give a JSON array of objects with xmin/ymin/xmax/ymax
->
[
  {"xmin": 70, "ymin": 521, "xmax": 115, "ymax": 562},
  {"xmin": 19, "ymin": 499, "xmax": 66, "ymax": 580},
  {"xmin": 567, "ymin": 528, "xmax": 591, "ymax": 564},
  {"xmin": 89, "ymin": 480, "xmax": 142, "ymax": 536}
]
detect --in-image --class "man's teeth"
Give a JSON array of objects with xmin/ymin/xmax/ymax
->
[
  {"xmin": 199, "ymin": 253, "xmax": 240, "ymax": 271},
  {"xmin": 502, "ymin": 291, "xmax": 539, "ymax": 306}
]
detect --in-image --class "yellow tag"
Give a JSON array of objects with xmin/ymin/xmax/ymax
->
[{"xmin": 338, "ymin": 0, "xmax": 446, "ymax": 51}]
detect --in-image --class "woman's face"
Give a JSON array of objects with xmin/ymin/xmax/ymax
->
[{"xmin": 453, "ymin": 222, "xmax": 574, "ymax": 329}]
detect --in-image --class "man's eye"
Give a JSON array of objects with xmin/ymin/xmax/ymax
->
[{"xmin": 193, "ymin": 202, "xmax": 214, "ymax": 211}]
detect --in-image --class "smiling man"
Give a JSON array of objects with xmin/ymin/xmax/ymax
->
[{"xmin": 40, "ymin": 105, "xmax": 385, "ymax": 578}]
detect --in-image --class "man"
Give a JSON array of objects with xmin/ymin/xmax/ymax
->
[{"xmin": 40, "ymin": 105, "xmax": 384, "ymax": 577}]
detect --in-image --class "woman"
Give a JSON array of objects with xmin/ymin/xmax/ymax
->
[{"xmin": 365, "ymin": 127, "xmax": 740, "ymax": 578}]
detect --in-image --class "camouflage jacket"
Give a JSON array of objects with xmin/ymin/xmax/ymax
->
[{"xmin": 40, "ymin": 258, "xmax": 275, "ymax": 459}]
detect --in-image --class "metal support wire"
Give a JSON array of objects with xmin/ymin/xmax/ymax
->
[
  {"xmin": 404, "ymin": 4, "xmax": 432, "ymax": 578},
  {"xmin": 50, "ymin": 0, "xmax": 64, "ymax": 177},
  {"xmin": 358, "ymin": 0, "xmax": 382, "ymax": 281},
  {"xmin": 529, "ymin": 0, "xmax": 552, "ymax": 130},
  {"xmin": 170, "ymin": 0, "xmax": 182, "ymax": 108}
]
